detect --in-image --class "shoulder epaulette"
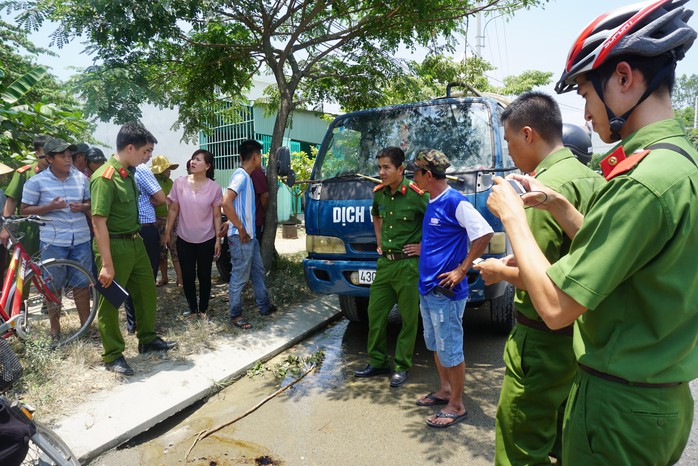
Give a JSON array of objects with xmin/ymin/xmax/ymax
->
[
  {"xmin": 602, "ymin": 145, "xmax": 651, "ymax": 181},
  {"xmin": 409, "ymin": 181, "xmax": 425, "ymax": 195},
  {"xmin": 102, "ymin": 166, "xmax": 115, "ymax": 180},
  {"xmin": 373, "ymin": 183, "xmax": 385, "ymax": 193},
  {"xmin": 16, "ymin": 165, "xmax": 31, "ymax": 174}
]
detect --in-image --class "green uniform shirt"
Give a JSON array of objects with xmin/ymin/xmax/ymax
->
[
  {"xmin": 90, "ymin": 156, "xmax": 141, "ymax": 234},
  {"xmin": 548, "ymin": 119, "xmax": 698, "ymax": 383},
  {"xmin": 5, "ymin": 162, "xmax": 41, "ymax": 212},
  {"xmin": 515, "ymin": 148, "xmax": 604, "ymax": 320},
  {"xmin": 371, "ymin": 177, "xmax": 428, "ymax": 253},
  {"xmin": 154, "ymin": 175, "xmax": 172, "ymax": 218}
]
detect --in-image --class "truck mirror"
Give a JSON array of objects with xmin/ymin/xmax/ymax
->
[
  {"xmin": 284, "ymin": 169, "xmax": 296, "ymax": 187},
  {"xmin": 276, "ymin": 146, "xmax": 291, "ymax": 177}
]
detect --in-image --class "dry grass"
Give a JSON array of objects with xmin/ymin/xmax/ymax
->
[{"xmin": 13, "ymin": 251, "xmax": 315, "ymax": 423}]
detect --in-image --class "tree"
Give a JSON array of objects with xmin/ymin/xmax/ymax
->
[
  {"xmin": 0, "ymin": 18, "xmax": 94, "ymax": 164},
  {"xmin": 9, "ymin": 0, "xmax": 546, "ymax": 268},
  {"xmin": 672, "ymin": 73, "xmax": 698, "ymax": 149}
]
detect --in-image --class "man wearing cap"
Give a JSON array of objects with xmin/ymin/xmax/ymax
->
[
  {"xmin": 150, "ymin": 155, "xmax": 182, "ymax": 287},
  {"xmin": 85, "ymin": 147, "xmax": 107, "ymax": 178},
  {"xmin": 72, "ymin": 143, "xmax": 91, "ymax": 177},
  {"xmin": 21, "ymin": 138, "xmax": 93, "ymax": 341},
  {"xmin": 91, "ymin": 122, "xmax": 175, "ymax": 376},
  {"xmin": 1, "ymin": 135, "xmax": 51, "ymax": 254},
  {"xmin": 411, "ymin": 149, "xmax": 493, "ymax": 428},
  {"xmin": 486, "ymin": 1, "xmax": 697, "ymax": 462},
  {"xmin": 474, "ymin": 92, "xmax": 603, "ymax": 464},
  {"xmin": 354, "ymin": 146, "xmax": 427, "ymax": 388}
]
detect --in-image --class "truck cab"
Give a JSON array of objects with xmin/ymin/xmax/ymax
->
[{"xmin": 302, "ymin": 86, "xmax": 517, "ymax": 332}]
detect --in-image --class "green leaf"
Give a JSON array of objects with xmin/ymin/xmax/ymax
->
[{"xmin": 1, "ymin": 66, "xmax": 47, "ymax": 104}]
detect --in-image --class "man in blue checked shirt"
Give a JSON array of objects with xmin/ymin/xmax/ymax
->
[
  {"xmin": 124, "ymin": 146, "xmax": 166, "ymax": 334},
  {"xmin": 21, "ymin": 138, "xmax": 93, "ymax": 341}
]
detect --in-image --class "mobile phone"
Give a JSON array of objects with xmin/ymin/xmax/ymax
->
[
  {"xmin": 507, "ymin": 179, "xmax": 526, "ymax": 195},
  {"xmin": 473, "ymin": 258, "xmax": 484, "ymax": 265}
]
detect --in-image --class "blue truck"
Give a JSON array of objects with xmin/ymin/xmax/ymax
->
[{"xmin": 302, "ymin": 84, "xmax": 517, "ymax": 332}]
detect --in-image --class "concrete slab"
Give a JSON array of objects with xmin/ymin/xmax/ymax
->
[{"xmin": 56, "ymin": 295, "xmax": 341, "ymax": 463}]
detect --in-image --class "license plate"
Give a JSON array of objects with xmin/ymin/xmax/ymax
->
[{"xmin": 358, "ymin": 269, "xmax": 375, "ymax": 285}]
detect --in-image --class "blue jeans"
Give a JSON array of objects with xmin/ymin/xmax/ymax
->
[
  {"xmin": 228, "ymin": 235, "xmax": 271, "ymax": 319},
  {"xmin": 419, "ymin": 290, "xmax": 467, "ymax": 367},
  {"xmin": 40, "ymin": 241, "xmax": 93, "ymax": 291}
]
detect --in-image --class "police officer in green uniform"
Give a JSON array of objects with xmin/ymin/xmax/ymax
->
[
  {"xmin": 486, "ymin": 1, "xmax": 698, "ymax": 464},
  {"xmin": 354, "ymin": 146, "xmax": 427, "ymax": 387},
  {"xmin": 476, "ymin": 91, "xmax": 604, "ymax": 465},
  {"xmin": 1, "ymin": 135, "xmax": 51, "ymax": 256},
  {"xmin": 91, "ymin": 122, "xmax": 175, "ymax": 376}
]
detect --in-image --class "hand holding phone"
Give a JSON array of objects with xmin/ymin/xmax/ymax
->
[{"xmin": 507, "ymin": 179, "xmax": 526, "ymax": 195}]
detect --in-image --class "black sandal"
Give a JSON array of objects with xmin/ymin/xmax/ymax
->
[{"xmin": 232, "ymin": 319, "xmax": 252, "ymax": 330}]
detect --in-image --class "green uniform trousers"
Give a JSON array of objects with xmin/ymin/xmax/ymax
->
[
  {"xmin": 495, "ymin": 324, "xmax": 576, "ymax": 466},
  {"xmin": 563, "ymin": 369, "xmax": 693, "ymax": 466},
  {"xmin": 94, "ymin": 236, "xmax": 157, "ymax": 363},
  {"xmin": 366, "ymin": 257, "xmax": 420, "ymax": 372}
]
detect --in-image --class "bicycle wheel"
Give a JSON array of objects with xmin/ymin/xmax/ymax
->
[
  {"xmin": 13, "ymin": 258, "xmax": 98, "ymax": 348},
  {"xmin": 22, "ymin": 420, "xmax": 80, "ymax": 466}
]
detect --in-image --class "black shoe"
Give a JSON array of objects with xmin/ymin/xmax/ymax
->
[
  {"xmin": 354, "ymin": 364, "xmax": 391, "ymax": 378},
  {"xmin": 105, "ymin": 356, "xmax": 135, "ymax": 376},
  {"xmin": 390, "ymin": 371, "xmax": 408, "ymax": 387},
  {"xmin": 138, "ymin": 336, "xmax": 177, "ymax": 354},
  {"xmin": 260, "ymin": 305, "xmax": 277, "ymax": 316}
]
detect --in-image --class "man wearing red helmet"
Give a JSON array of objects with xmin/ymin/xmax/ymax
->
[{"xmin": 486, "ymin": 0, "xmax": 698, "ymax": 464}]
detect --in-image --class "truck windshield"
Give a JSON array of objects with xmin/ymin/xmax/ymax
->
[{"xmin": 315, "ymin": 100, "xmax": 502, "ymax": 180}]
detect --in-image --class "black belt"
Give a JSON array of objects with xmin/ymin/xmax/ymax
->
[
  {"xmin": 140, "ymin": 223, "xmax": 156, "ymax": 227},
  {"xmin": 579, "ymin": 363, "xmax": 682, "ymax": 388},
  {"xmin": 109, "ymin": 232, "xmax": 140, "ymax": 240},
  {"xmin": 383, "ymin": 252, "xmax": 411, "ymax": 261},
  {"xmin": 515, "ymin": 310, "xmax": 573, "ymax": 337}
]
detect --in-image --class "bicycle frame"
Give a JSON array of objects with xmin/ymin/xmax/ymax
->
[{"xmin": 0, "ymin": 241, "xmax": 61, "ymax": 338}]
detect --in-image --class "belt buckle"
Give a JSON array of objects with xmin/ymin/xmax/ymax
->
[{"xmin": 385, "ymin": 253, "xmax": 395, "ymax": 260}]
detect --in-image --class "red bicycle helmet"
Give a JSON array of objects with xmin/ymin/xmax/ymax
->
[{"xmin": 555, "ymin": 0, "xmax": 696, "ymax": 94}]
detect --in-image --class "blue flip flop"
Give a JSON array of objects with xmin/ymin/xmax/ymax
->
[{"xmin": 426, "ymin": 410, "xmax": 468, "ymax": 428}]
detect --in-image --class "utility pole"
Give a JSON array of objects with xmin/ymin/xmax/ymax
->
[{"xmin": 475, "ymin": 11, "xmax": 483, "ymax": 58}]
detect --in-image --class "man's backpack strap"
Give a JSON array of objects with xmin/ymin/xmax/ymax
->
[{"xmin": 647, "ymin": 143, "xmax": 697, "ymax": 167}]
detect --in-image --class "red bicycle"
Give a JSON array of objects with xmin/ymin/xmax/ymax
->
[{"xmin": 0, "ymin": 216, "xmax": 98, "ymax": 348}]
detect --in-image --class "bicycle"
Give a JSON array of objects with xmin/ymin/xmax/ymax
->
[
  {"xmin": 0, "ymin": 216, "xmax": 98, "ymax": 348},
  {"xmin": 0, "ymin": 336, "xmax": 80, "ymax": 465}
]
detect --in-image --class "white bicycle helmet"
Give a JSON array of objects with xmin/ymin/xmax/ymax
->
[{"xmin": 555, "ymin": 0, "xmax": 696, "ymax": 94}]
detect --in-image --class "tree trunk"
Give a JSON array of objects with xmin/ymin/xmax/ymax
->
[{"xmin": 260, "ymin": 94, "xmax": 293, "ymax": 271}]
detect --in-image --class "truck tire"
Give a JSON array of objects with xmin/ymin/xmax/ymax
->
[
  {"xmin": 339, "ymin": 296, "xmax": 369, "ymax": 323},
  {"xmin": 490, "ymin": 283, "xmax": 515, "ymax": 334}
]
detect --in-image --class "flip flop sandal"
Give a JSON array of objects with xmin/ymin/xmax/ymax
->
[
  {"xmin": 416, "ymin": 392, "xmax": 449, "ymax": 407},
  {"xmin": 232, "ymin": 319, "xmax": 253, "ymax": 330},
  {"xmin": 426, "ymin": 410, "xmax": 468, "ymax": 428}
]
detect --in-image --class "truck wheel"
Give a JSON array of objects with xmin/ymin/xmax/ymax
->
[
  {"xmin": 339, "ymin": 296, "xmax": 369, "ymax": 323},
  {"xmin": 490, "ymin": 283, "xmax": 515, "ymax": 334}
]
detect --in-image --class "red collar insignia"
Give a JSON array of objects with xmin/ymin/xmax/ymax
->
[
  {"xmin": 118, "ymin": 167, "xmax": 128, "ymax": 178},
  {"xmin": 601, "ymin": 145, "xmax": 651, "ymax": 181},
  {"xmin": 401, "ymin": 184, "xmax": 407, "ymax": 195}
]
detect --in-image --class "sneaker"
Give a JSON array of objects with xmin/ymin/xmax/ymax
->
[{"xmin": 105, "ymin": 356, "xmax": 135, "ymax": 376}]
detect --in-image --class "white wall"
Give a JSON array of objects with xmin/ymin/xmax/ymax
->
[{"xmin": 90, "ymin": 104, "xmax": 199, "ymax": 180}]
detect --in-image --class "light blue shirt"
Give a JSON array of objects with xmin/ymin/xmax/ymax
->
[
  {"xmin": 135, "ymin": 164, "xmax": 161, "ymax": 224},
  {"xmin": 226, "ymin": 168, "xmax": 255, "ymax": 238},
  {"xmin": 22, "ymin": 166, "xmax": 91, "ymax": 247}
]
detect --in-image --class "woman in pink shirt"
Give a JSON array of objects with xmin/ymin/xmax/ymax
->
[{"xmin": 164, "ymin": 150, "xmax": 222, "ymax": 319}]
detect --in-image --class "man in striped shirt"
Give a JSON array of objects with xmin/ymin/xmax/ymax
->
[{"xmin": 21, "ymin": 138, "xmax": 93, "ymax": 340}]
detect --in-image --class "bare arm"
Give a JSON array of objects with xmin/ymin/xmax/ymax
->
[
  {"xmin": 164, "ymin": 201, "xmax": 179, "ymax": 246},
  {"xmin": 149, "ymin": 189, "xmax": 166, "ymax": 207},
  {"xmin": 92, "ymin": 215, "xmax": 115, "ymax": 287},
  {"xmin": 487, "ymin": 177, "xmax": 586, "ymax": 329},
  {"xmin": 475, "ymin": 256, "xmax": 526, "ymax": 289},
  {"xmin": 222, "ymin": 189, "xmax": 250, "ymax": 243},
  {"xmin": 21, "ymin": 197, "xmax": 68, "ymax": 216},
  {"xmin": 213, "ymin": 205, "xmax": 222, "ymax": 257},
  {"xmin": 438, "ymin": 232, "xmax": 493, "ymax": 289}
]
